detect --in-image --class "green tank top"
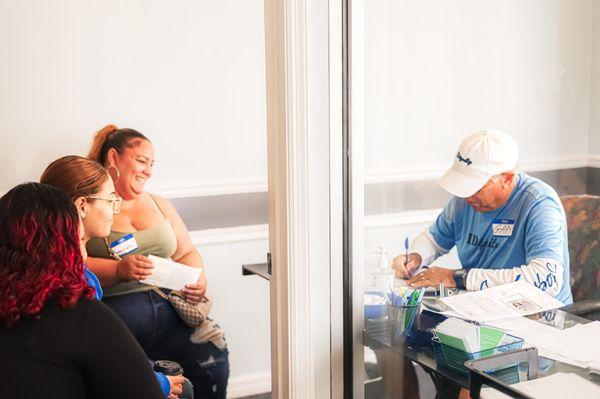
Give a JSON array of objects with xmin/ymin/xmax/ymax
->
[{"xmin": 86, "ymin": 196, "xmax": 178, "ymax": 297}]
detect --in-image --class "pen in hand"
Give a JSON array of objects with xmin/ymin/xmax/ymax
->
[{"xmin": 404, "ymin": 237, "xmax": 410, "ymax": 269}]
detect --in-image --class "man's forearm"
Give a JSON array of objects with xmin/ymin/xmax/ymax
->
[
  {"xmin": 410, "ymin": 229, "xmax": 449, "ymax": 268},
  {"xmin": 466, "ymin": 257, "xmax": 564, "ymax": 297}
]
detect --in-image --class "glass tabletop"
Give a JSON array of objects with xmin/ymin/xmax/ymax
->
[{"xmin": 363, "ymin": 305, "xmax": 600, "ymax": 396}]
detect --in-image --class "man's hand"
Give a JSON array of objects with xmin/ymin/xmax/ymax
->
[
  {"xmin": 392, "ymin": 253, "xmax": 422, "ymax": 279},
  {"xmin": 406, "ymin": 266, "xmax": 456, "ymax": 288}
]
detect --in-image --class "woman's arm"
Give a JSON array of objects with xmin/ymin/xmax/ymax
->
[
  {"xmin": 81, "ymin": 301, "xmax": 165, "ymax": 399},
  {"xmin": 154, "ymin": 195, "xmax": 207, "ymax": 302},
  {"xmin": 86, "ymin": 255, "xmax": 155, "ymax": 287},
  {"xmin": 86, "ymin": 256, "xmax": 121, "ymax": 287}
]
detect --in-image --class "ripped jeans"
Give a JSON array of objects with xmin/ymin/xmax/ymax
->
[{"xmin": 103, "ymin": 290, "xmax": 230, "ymax": 399}]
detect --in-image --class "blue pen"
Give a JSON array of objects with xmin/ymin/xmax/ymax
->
[{"xmin": 404, "ymin": 237, "xmax": 410, "ymax": 267}]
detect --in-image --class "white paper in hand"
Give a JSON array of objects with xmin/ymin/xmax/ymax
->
[{"xmin": 140, "ymin": 255, "xmax": 202, "ymax": 291}]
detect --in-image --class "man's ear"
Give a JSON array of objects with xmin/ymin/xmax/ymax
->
[
  {"xmin": 502, "ymin": 170, "xmax": 517, "ymax": 185},
  {"xmin": 73, "ymin": 196, "xmax": 87, "ymax": 219}
]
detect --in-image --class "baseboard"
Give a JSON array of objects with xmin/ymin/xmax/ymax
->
[
  {"xmin": 227, "ymin": 372, "xmax": 271, "ymax": 398},
  {"xmin": 590, "ymin": 154, "xmax": 600, "ymax": 168}
]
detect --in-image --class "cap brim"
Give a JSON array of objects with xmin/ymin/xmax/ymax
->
[{"xmin": 438, "ymin": 167, "xmax": 490, "ymax": 198}]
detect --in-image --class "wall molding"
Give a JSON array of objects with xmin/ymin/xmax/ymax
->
[
  {"xmin": 227, "ymin": 371, "xmax": 271, "ymax": 398},
  {"xmin": 364, "ymin": 154, "xmax": 595, "ymax": 184},
  {"xmin": 364, "ymin": 208, "xmax": 441, "ymax": 229},
  {"xmin": 190, "ymin": 224, "xmax": 268, "ymax": 246},
  {"xmin": 188, "ymin": 210, "xmax": 440, "ymax": 247},
  {"xmin": 147, "ymin": 177, "xmax": 267, "ymax": 199},
  {"xmin": 144, "ymin": 155, "xmax": 599, "ymax": 199}
]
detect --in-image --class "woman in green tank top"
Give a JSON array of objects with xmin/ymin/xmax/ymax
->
[{"xmin": 85, "ymin": 125, "xmax": 229, "ymax": 399}]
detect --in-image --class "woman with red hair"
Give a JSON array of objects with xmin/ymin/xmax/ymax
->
[{"xmin": 0, "ymin": 182, "xmax": 164, "ymax": 399}]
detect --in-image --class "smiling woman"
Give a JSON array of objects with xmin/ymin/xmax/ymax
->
[{"xmin": 85, "ymin": 125, "xmax": 229, "ymax": 399}]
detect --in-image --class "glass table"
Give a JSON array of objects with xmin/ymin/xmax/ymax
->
[{"xmin": 363, "ymin": 305, "xmax": 600, "ymax": 398}]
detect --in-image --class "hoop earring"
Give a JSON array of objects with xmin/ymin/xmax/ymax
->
[{"xmin": 108, "ymin": 165, "xmax": 120, "ymax": 184}]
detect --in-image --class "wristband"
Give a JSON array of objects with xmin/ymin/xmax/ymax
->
[{"xmin": 453, "ymin": 268, "xmax": 469, "ymax": 290}]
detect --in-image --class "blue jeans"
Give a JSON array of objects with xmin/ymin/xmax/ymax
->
[{"xmin": 103, "ymin": 290, "xmax": 229, "ymax": 399}]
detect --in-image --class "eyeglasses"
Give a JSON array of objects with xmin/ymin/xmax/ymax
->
[{"xmin": 85, "ymin": 195, "xmax": 122, "ymax": 214}]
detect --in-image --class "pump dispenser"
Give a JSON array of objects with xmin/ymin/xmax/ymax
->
[{"xmin": 373, "ymin": 246, "xmax": 395, "ymax": 292}]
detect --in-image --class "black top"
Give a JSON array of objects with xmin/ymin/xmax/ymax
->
[{"xmin": 0, "ymin": 298, "xmax": 164, "ymax": 399}]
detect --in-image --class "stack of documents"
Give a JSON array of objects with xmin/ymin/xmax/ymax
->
[
  {"xmin": 433, "ymin": 318, "xmax": 506, "ymax": 353},
  {"xmin": 483, "ymin": 318, "xmax": 600, "ymax": 371},
  {"xmin": 481, "ymin": 372, "xmax": 600, "ymax": 398},
  {"xmin": 440, "ymin": 281, "xmax": 563, "ymax": 322}
]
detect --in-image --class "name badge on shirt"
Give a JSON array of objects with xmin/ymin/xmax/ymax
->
[
  {"xmin": 109, "ymin": 234, "xmax": 138, "ymax": 256},
  {"xmin": 492, "ymin": 219, "xmax": 515, "ymax": 237}
]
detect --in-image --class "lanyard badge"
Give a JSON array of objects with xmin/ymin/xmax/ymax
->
[{"xmin": 109, "ymin": 234, "xmax": 139, "ymax": 257}]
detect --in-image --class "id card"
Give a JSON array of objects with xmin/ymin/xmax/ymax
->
[
  {"xmin": 110, "ymin": 234, "xmax": 138, "ymax": 256},
  {"xmin": 492, "ymin": 219, "xmax": 515, "ymax": 237}
]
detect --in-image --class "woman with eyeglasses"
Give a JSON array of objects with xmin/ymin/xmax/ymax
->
[
  {"xmin": 41, "ymin": 155, "xmax": 121, "ymax": 300},
  {"xmin": 84, "ymin": 125, "xmax": 228, "ymax": 399},
  {"xmin": 0, "ymin": 182, "xmax": 165, "ymax": 399},
  {"xmin": 40, "ymin": 155, "xmax": 189, "ymax": 399}
]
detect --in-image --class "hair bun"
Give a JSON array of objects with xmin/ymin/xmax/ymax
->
[{"xmin": 88, "ymin": 125, "xmax": 118, "ymax": 162}]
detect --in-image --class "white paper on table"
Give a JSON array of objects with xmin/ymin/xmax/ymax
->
[
  {"xmin": 483, "ymin": 316, "xmax": 558, "ymax": 342},
  {"xmin": 440, "ymin": 281, "xmax": 563, "ymax": 322},
  {"xmin": 140, "ymin": 255, "xmax": 202, "ymax": 291},
  {"xmin": 482, "ymin": 317, "xmax": 591, "ymax": 367},
  {"xmin": 480, "ymin": 372, "xmax": 600, "ymax": 399},
  {"xmin": 526, "ymin": 321, "xmax": 600, "ymax": 364}
]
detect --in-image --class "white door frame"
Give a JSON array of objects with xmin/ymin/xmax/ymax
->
[
  {"xmin": 348, "ymin": 0, "xmax": 366, "ymax": 398},
  {"xmin": 264, "ymin": 0, "xmax": 345, "ymax": 397}
]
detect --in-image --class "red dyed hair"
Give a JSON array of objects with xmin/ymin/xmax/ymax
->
[{"xmin": 0, "ymin": 183, "xmax": 95, "ymax": 327}]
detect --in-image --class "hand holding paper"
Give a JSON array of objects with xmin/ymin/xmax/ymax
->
[{"xmin": 140, "ymin": 255, "xmax": 203, "ymax": 291}]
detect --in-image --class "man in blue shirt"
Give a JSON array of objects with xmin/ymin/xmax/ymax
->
[{"xmin": 393, "ymin": 130, "xmax": 573, "ymax": 305}]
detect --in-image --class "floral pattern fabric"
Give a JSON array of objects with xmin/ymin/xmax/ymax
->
[{"xmin": 560, "ymin": 195, "xmax": 600, "ymax": 302}]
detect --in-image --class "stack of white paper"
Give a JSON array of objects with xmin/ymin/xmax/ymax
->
[
  {"xmin": 434, "ymin": 318, "xmax": 480, "ymax": 352},
  {"xmin": 484, "ymin": 318, "xmax": 600, "ymax": 370},
  {"xmin": 433, "ymin": 318, "xmax": 506, "ymax": 353},
  {"xmin": 481, "ymin": 372, "xmax": 600, "ymax": 398},
  {"xmin": 440, "ymin": 281, "xmax": 563, "ymax": 322},
  {"xmin": 526, "ymin": 321, "xmax": 600, "ymax": 366}
]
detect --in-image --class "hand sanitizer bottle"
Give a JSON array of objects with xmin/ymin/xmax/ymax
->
[{"xmin": 373, "ymin": 246, "xmax": 394, "ymax": 292}]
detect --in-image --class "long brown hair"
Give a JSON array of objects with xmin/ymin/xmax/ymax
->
[
  {"xmin": 88, "ymin": 124, "xmax": 150, "ymax": 166},
  {"xmin": 40, "ymin": 155, "xmax": 109, "ymax": 199}
]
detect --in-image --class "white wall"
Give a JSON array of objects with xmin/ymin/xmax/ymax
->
[
  {"xmin": 0, "ymin": 0, "xmax": 267, "ymax": 194},
  {"xmin": 0, "ymin": 1, "xmax": 270, "ymax": 396},
  {"xmin": 193, "ymin": 228, "xmax": 271, "ymax": 398},
  {"xmin": 365, "ymin": 0, "xmax": 594, "ymax": 177},
  {"xmin": 590, "ymin": 0, "xmax": 600, "ymax": 160}
]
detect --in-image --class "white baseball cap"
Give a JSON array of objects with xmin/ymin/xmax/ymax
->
[{"xmin": 438, "ymin": 130, "xmax": 519, "ymax": 198}]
